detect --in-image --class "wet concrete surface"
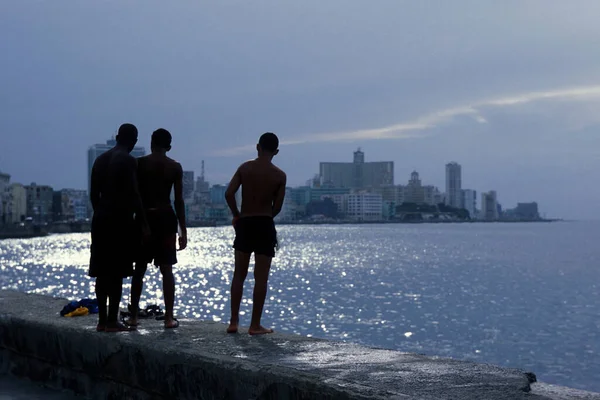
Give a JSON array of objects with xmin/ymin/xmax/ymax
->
[
  {"xmin": 0, "ymin": 375, "xmax": 81, "ymax": 399},
  {"xmin": 1, "ymin": 290, "xmax": 599, "ymax": 399}
]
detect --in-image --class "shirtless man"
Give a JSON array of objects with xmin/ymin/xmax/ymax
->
[
  {"xmin": 225, "ymin": 132, "xmax": 287, "ymax": 335},
  {"xmin": 89, "ymin": 123, "xmax": 149, "ymax": 332},
  {"xmin": 127, "ymin": 129, "xmax": 187, "ymax": 329}
]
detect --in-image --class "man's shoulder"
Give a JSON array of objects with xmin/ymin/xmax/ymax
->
[
  {"xmin": 166, "ymin": 156, "xmax": 182, "ymax": 168},
  {"xmin": 122, "ymin": 152, "xmax": 138, "ymax": 164},
  {"xmin": 271, "ymin": 164, "xmax": 286, "ymax": 179},
  {"xmin": 240, "ymin": 159, "xmax": 255, "ymax": 168}
]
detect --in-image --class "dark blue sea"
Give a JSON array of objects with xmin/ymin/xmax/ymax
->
[{"xmin": 1, "ymin": 222, "xmax": 599, "ymax": 391}]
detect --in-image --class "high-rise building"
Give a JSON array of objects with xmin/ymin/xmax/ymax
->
[
  {"xmin": 461, "ymin": 189, "xmax": 477, "ymax": 219},
  {"xmin": 26, "ymin": 183, "xmax": 54, "ymax": 223},
  {"xmin": 182, "ymin": 171, "xmax": 195, "ymax": 200},
  {"xmin": 87, "ymin": 138, "xmax": 146, "ymax": 200},
  {"xmin": 0, "ymin": 171, "xmax": 10, "ymax": 224},
  {"xmin": 481, "ymin": 191, "xmax": 498, "ymax": 221},
  {"xmin": 319, "ymin": 149, "xmax": 393, "ymax": 189},
  {"xmin": 445, "ymin": 162, "xmax": 462, "ymax": 208},
  {"xmin": 404, "ymin": 171, "xmax": 425, "ymax": 204}
]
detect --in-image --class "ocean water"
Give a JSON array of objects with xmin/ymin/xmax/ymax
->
[{"xmin": 1, "ymin": 222, "xmax": 599, "ymax": 392}]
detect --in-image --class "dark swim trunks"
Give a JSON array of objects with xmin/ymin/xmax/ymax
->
[
  {"xmin": 89, "ymin": 211, "xmax": 136, "ymax": 278},
  {"xmin": 137, "ymin": 208, "xmax": 178, "ymax": 267},
  {"xmin": 233, "ymin": 216, "xmax": 278, "ymax": 257}
]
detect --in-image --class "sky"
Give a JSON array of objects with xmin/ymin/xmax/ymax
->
[{"xmin": 1, "ymin": 1, "xmax": 600, "ymax": 219}]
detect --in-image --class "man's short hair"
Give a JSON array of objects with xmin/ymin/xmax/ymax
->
[
  {"xmin": 259, "ymin": 132, "xmax": 279, "ymax": 153},
  {"xmin": 152, "ymin": 128, "xmax": 172, "ymax": 149},
  {"xmin": 116, "ymin": 123, "xmax": 138, "ymax": 145}
]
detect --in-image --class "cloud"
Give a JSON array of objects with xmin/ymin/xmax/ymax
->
[{"xmin": 213, "ymin": 84, "xmax": 600, "ymax": 156}]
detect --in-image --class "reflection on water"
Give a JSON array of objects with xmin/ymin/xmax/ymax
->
[{"xmin": 1, "ymin": 222, "xmax": 599, "ymax": 391}]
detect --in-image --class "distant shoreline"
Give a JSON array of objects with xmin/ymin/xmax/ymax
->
[
  {"xmin": 273, "ymin": 219, "xmax": 561, "ymax": 226},
  {"xmin": 0, "ymin": 218, "xmax": 562, "ymax": 239}
]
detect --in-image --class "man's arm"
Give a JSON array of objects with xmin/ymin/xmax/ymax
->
[
  {"xmin": 225, "ymin": 166, "xmax": 242, "ymax": 218},
  {"xmin": 272, "ymin": 173, "xmax": 287, "ymax": 218},
  {"xmin": 90, "ymin": 161, "xmax": 101, "ymax": 212},
  {"xmin": 173, "ymin": 163, "xmax": 187, "ymax": 243}
]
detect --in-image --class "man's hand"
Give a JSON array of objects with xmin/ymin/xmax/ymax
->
[
  {"xmin": 178, "ymin": 233, "xmax": 188, "ymax": 251},
  {"xmin": 232, "ymin": 215, "xmax": 240, "ymax": 228}
]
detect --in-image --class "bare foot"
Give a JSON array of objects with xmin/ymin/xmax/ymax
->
[
  {"xmin": 164, "ymin": 319, "xmax": 179, "ymax": 329},
  {"xmin": 248, "ymin": 325, "xmax": 274, "ymax": 336},
  {"xmin": 105, "ymin": 322, "xmax": 136, "ymax": 332},
  {"xmin": 227, "ymin": 322, "xmax": 239, "ymax": 334},
  {"xmin": 124, "ymin": 318, "xmax": 138, "ymax": 327}
]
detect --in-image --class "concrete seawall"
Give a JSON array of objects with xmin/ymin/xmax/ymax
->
[{"xmin": 0, "ymin": 290, "xmax": 598, "ymax": 400}]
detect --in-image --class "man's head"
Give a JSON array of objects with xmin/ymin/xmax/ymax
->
[
  {"xmin": 257, "ymin": 132, "xmax": 279, "ymax": 157},
  {"xmin": 116, "ymin": 123, "xmax": 138, "ymax": 152},
  {"xmin": 151, "ymin": 128, "xmax": 172, "ymax": 153}
]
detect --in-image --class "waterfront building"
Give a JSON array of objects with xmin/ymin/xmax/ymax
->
[
  {"xmin": 319, "ymin": 149, "xmax": 393, "ymax": 189},
  {"xmin": 462, "ymin": 189, "xmax": 477, "ymax": 218},
  {"xmin": 423, "ymin": 185, "xmax": 440, "ymax": 206},
  {"xmin": 25, "ymin": 183, "xmax": 54, "ymax": 224},
  {"xmin": 210, "ymin": 184, "xmax": 227, "ymax": 205},
  {"xmin": 6, "ymin": 183, "xmax": 27, "ymax": 224},
  {"xmin": 404, "ymin": 171, "xmax": 425, "ymax": 204},
  {"xmin": 182, "ymin": 171, "xmax": 195, "ymax": 200},
  {"xmin": 514, "ymin": 202, "xmax": 540, "ymax": 220},
  {"xmin": 0, "ymin": 171, "xmax": 10, "ymax": 224},
  {"xmin": 52, "ymin": 189, "xmax": 88, "ymax": 222},
  {"xmin": 445, "ymin": 162, "xmax": 462, "ymax": 208},
  {"xmin": 481, "ymin": 191, "xmax": 499, "ymax": 221},
  {"xmin": 346, "ymin": 192, "xmax": 383, "ymax": 221},
  {"xmin": 275, "ymin": 188, "xmax": 297, "ymax": 222}
]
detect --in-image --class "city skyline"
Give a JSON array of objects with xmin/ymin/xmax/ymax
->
[
  {"xmin": 0, "ymin": 144, "xmax": 543, "ymax": 221},
  {"xmin": 2, "ymin": 2, "xmax": 600, "ymax": 219}
]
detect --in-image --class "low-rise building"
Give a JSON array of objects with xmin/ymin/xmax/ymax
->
[
  {"xmin": 210, "ymin": 184, "xmax": 227, "ymax": 205},
  {"xmin": 6, "ymin": 183, "xmax": 27, "ymax": 224},
  {"xmin": 319, "ymin": 193, "xmax": 347, "ymax": 216},
  {"xmin": 423, "ymin": 185, "xmax": 440, "ymax": 206},
  {"xmin": 26, "ymin": 183, "xmax": 54, "ymax": 224},
  {"xmin": 53, "ymin": 189, "xmax": 88, "ymax": 222},
  {"xmin": 275, "ymin": 188, "xmax": 297, "ymax": 222},
  {"xmin": 382, "ymin": 201, "xmax": 396, "ymax": 220},
  {"xmin": 515, "ymin": 202, "xmax": 540, "ymax": 220},
  {"xmin": 346, "ymin": 192, "xmax": 383, "ymax": 221}
]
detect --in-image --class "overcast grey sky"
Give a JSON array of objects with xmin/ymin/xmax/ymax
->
[{"xmin": 1, "ymin": 1, "xmax": 600, "ymax": 219}]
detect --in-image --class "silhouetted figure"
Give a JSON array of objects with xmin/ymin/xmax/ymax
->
[
  {"xmin": 225, "ymin": 132, "xmax": 287, "ymax": 335},
  {"xmin": 127, "ymin": 129, "xmax": 187, "ymax": 329},
  {"xmin": 89, "ymin": 123, "xmax": 149, "ymax": 332}
]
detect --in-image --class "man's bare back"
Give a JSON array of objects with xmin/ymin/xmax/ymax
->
[
  {"xmin": 137, "ymin": 154, "xmax": 182, "ymax": 210},
  {"xmin": 91, "ymin": 147, "xmax": 142, "ymax": 216},
  {"xmin": 237, "ymin": 159, "xmax": 286, "ymax": 218}
]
